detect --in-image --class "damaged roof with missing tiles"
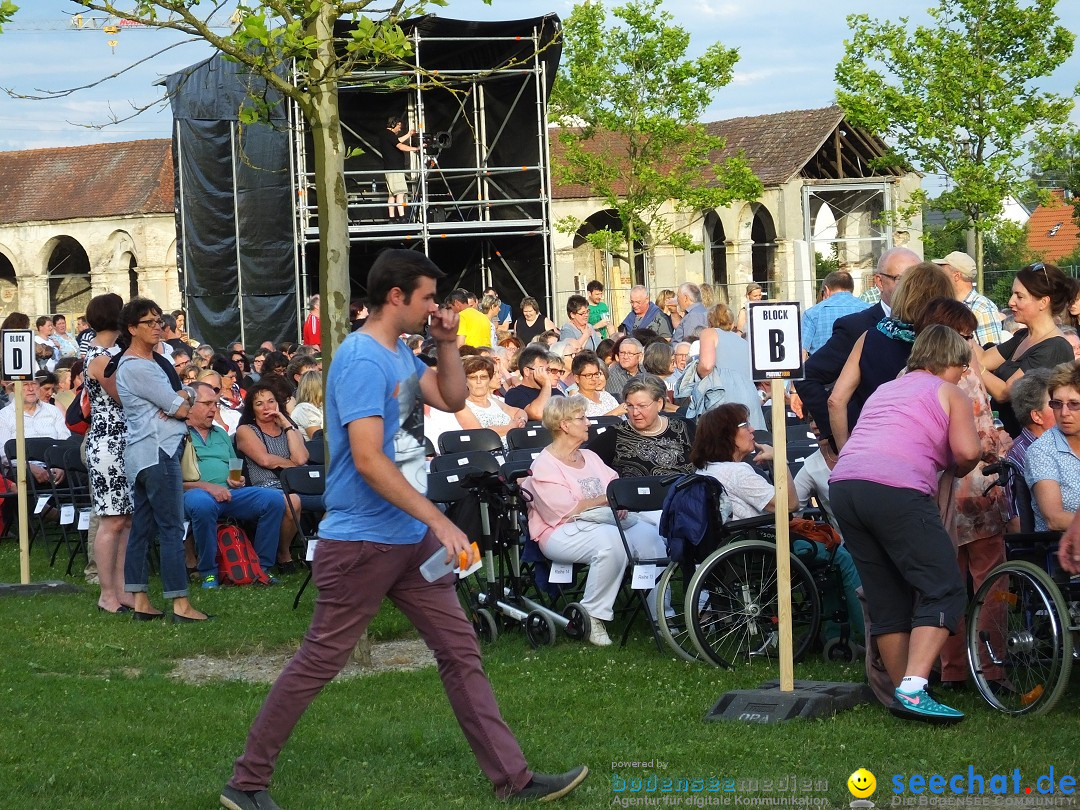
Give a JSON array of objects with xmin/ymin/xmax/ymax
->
[{"xmin": 0, "ymin": 139, "xmax": 173, "ymax": 225}]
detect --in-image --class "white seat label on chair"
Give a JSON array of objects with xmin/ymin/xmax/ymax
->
[
  {"xmin": 59, "ymin": 504, "xmax": 75, "ymax": 525},
  {"xmin": 632, "ymin": 564, "xmax": 656, "ymax": 589},
  {"xmin": 78, "ymin": 509, "xmax": 91, "ymax": 530},
  {"xmin": 637, "ymin": 487, "xmax": 651, "ymax": 495},
  {"xmin": 549, "ymin": 562, "xmax": 573, "ymax": 584},
  {"xmin": 34, "ymin": 495, "xmax": 50, "ymax": 515}
]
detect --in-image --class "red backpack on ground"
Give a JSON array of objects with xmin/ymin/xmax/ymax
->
[{"xmin": 216, "ymin": 523, "xmax": 270, "ymax": 586}]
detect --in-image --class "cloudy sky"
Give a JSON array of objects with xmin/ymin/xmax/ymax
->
[{"xmin": 0, "ymin": 0, "xmax": 1077, "ymax": 159}]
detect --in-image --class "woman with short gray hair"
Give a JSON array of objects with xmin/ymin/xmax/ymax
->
[{"xmin": 523, "ymin": 395, "xmax": 666, "ymax": 646}]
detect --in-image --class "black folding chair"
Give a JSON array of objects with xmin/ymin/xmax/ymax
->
[
  {"xmin": 503, "ymin": 447, "xmax": 544, "ymax": 466},
  {"xmin": 437, "ymin": 428, "xmax": 503, "ymax": 456},
  {"xmin": 606, "ymin": 475, "xmax": 674, "ymax": 650},
  {"xmin": 5, "ymin": 436, "xmax": 66, "ymax": 553},
  {"xmin": 587, "ymin": 415, "xmax": 622, "ymax": 428},
  {"xmin": 304, "ymin": 438, "xmax": 326, "ymax": 466},
  {"xmin": 506, "ymin": 426, "xmax": 552, "ymax": 451},
  {"xmin": 44, "ymin": 444, "xmax": 91, "ymax": 573},
  {"xmin": 280, "ymin": 464, "xmax": 325, "ymax": 609},
  {"xmin": 429, "ymin": 450, "xmax": 500, "ymax": 475}
]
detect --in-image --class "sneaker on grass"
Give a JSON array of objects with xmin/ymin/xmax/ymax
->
[
  {"xmin": 509, "ymin": 766, "xmax": 589, "ymax": 802},
  {"xmin": 220, "ymin": 785, "xmax": 281, "ymax": 810},
  {"xmin": 889, "ymin": 687, "xmax": 964, "ymax": 725}
]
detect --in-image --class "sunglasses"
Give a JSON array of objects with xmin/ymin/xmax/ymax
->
[{"xmin": 1048, "ymin": 399, "xmax": 1080, "ymax": 412}]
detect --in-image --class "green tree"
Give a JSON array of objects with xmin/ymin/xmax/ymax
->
[
  {"xmin": 18, "ymin": 0, "xmax": 487, "ymax": 369},
  {"xmin": 0, "ymin": 2, "xmax": 16, "ymax": 31},
  {"xmin": 1031, "ymin": 126, "xmax": 1080, "ymax": 226},
  {"xmin": 549, "ymin": 0, "xmax": 761, "ymax": 289},
  {"xmin": 836, "ymin": 0, "xmax": 1077, "ymax": 291}
]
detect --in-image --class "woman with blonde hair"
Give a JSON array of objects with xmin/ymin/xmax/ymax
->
[
  {"xmin": 291, "ymin": 370, "xmax": 324, "ymax": 439},
  {"xmin": 707, "ymin": 303, "xmax": 735, "ymax": 331}
]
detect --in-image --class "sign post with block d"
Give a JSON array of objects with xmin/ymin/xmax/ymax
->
[{"xmin": 3, "ymin": 328, "xmax": 36, "ymax": 584}]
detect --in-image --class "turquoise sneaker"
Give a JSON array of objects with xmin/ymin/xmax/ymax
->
[
  {"xmin": 890, "ymin": 687, "xmax": 964, "ymax": 725},
  {"xmin": 201, "ymin": 574, "xmax": 220, "ymax": 590}
]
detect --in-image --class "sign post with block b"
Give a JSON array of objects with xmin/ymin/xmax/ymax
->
[
  {"xmin": 2, "ymin": 328, "xmax": 35, "ymax": 584},
  {"xmin": 747, "ymin": 302, "xmax": 803, "ymax": 693}
]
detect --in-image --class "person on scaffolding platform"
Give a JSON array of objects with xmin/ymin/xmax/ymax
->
[{"xmin": 381, "ymin": 116, "xmax": 420, "ymax": 223}]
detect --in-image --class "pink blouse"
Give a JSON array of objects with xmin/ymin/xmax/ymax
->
[{"xmin": 521, "ymin": 447, "xmax": 617, "ymax": 548}]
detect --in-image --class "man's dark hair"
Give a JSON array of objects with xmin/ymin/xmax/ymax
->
[
  {"xmin": 160, "ymin": 313, "xmax": 178, "ymax": 332},
  {"xmin": 446, "ymin": 288, "xmax": 471, "ymax": 307},
  {"xmin": 85, "ymin": 293, "xmax": 124, "ymax": 333},
  {"xmin": 517, "ymin": 345, "xmax": 550, "ymax": 375},
  {"xmin": 35, "ymin": 315, "xmax": 52, "ymax": 329},
  {"xmin": 172, "ymin": 347, "xmax": 192, "ymax": 363},
  {"xmin": 368, "ymin": 249, "xmax": 446, "ymax": 310},
  {"xmin": 119, "ymin": 297, "xmax": 162, "ymax": 332},
  {"xmin": 386, "ymin": 115, "xmax": 402, "ymax": 129},
  {"xmin": 286, "ymin": 355, "xmax": 319, "ymax": 381},
  {"xmin": 822, "ymin": 271, "xmax": 855, "ymax": 293},
  {"xmin": 566, "ymin": 295, "xmax": 588, "ymax": 318},
  {"xmin": 586, "ymin": 280, "xmax": 604, "ymax": 293},
  {"xmin": 209, "ymin": 355, "xmax": 242, "ymax": 379}
]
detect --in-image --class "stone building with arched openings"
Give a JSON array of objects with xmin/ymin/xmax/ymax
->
[
  {"xmin": 550, "ymin": 106, "xmax": 922, "ymax": 327},
  {"xmin": 0, "ymin": 139, "xmax": 179, "ymax": 324}
]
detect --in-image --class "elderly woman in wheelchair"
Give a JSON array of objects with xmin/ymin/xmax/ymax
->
[
  {"xmin": 1025, "ymin": 362, "xmax": 1080, "ymax": 532},
  {"xmin": 521, "ymin": 395, "xmax": 666, "ymax": 647}
]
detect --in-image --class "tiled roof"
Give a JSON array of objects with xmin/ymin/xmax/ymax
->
[
  {"xmin": 0, "ymin": 139, "xmax": 173, "ymax": 225},
  {"xmin": 704, "ymin": 106, "xmax": 848, "ymax": 185},
  {"xmin": 551, "ymin": 105, "xmax": 874, "ymax": 199},
  {"xmin": 1026, "ymin": 189, "xmax": 1080, "ymax": 263}
]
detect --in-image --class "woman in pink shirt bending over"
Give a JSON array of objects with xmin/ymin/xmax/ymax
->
[{"xmin": 829, "ymin": 325, "xmax": 980, "ymax": 725}]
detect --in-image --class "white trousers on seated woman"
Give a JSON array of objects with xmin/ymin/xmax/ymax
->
[{"xmin": 542, "ymin": 521, "xmax": 666, "ymax": 621}]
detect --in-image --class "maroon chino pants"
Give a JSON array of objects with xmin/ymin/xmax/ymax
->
[{"xmin": 230, "ymin": 531, "xmax": 532, "ymax": 798}]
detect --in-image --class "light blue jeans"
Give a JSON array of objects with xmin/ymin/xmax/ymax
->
[{"xmin": 125, "ymin": 445, "xmax": 188, "ymax": 599}]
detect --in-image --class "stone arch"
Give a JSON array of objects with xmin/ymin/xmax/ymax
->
[
  {"xmin": 572, "ymin": 208, "xmax": 645, "ymax": 290},
  {"xmin": 0, "ymin": 242, "xmax": 20, "ymax": 316},
  {"xmin": 44, "ymin": 235, "xmax": 92, "ymax": 314},
  {"xmin": 750, "ymin": 203, "xmax": 777, "ymax": 295},
  {"xmin": 702, "ymin": 210, "xmax": 728, "ymax": 301}
]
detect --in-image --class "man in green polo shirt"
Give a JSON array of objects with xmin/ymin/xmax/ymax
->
[{"xmin": 182, "ymin": 381, "xmax": 286, "ymax": 588}]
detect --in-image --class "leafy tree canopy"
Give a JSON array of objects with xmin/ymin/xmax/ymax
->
[
  {"xmin": 836, "ymin": 0, "xmax": 1077, "ymax": 283},
  {"xmin": 549, "ymin": 0, "xmax": 761, "ymax": 266}
]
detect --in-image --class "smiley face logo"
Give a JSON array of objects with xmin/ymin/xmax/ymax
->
[{"xmin": 848, "ymin": 768, "xmax": 876, "ymax": 798}]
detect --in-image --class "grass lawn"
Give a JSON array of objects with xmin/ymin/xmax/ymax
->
[{"xmin": 1, "ymin": 534, "xmax": 1078, "ymax": 810}]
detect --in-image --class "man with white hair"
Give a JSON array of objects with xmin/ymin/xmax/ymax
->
[
  {"xmin": 933, "ymin": 250, "xmax": 1003, "ymax": 346},
  {"xmin": 605, "ymin": 337, "xmax": 645, "ymax": 399},
  {"xmin": 672, "ymin": 282, "xmax": 707, "ymax": 342},
  {"xmin": 619, "ymin": 285, "xmax": 672, "ymax": 338}
]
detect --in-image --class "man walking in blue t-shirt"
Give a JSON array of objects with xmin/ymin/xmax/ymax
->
[{"xmin": 222, "ymin": 250, "xmax": 587, "ymax": 810}]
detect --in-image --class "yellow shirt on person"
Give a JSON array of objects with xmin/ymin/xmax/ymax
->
[{"xmin": 457, "ymin": 307, "xmax": 492, "ymax": 347}]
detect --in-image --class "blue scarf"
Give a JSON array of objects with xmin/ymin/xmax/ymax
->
[{"xmin": 876, "ymin": 316, "xmax": 915, "ymax": 344}]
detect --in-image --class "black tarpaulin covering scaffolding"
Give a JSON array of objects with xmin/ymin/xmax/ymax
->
[
  {"xmin": 168, "ymin": 13, "xmax": 560, "ymax": 348},
  {"xmin": 167, "ymin": 55, "xmax": 295, "ymax": 351}
]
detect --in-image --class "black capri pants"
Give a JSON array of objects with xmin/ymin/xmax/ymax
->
[{"xmin": 829, "ymin": 479, "xmax": 965, "ymax": 636}]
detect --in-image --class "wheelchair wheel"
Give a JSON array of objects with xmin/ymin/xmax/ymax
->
[
  {"xmin": 562, "ymin": 602, "xmax": 591, "ymax": 641},
  {"xmin": 655, "ymin": 562, "xmax": 703, "ymax": 664},
  {"xmin": 967, "ymin": 560, "xmax": 1072, "ymax": 715},
  {"xmin": 472, "ymin": 607, "xmax": 499, "ymax": 644},
  {"xmin": 524, "ymin": 610, "xmax": 557, "ymax": 648},
  {"xmin": 685, "ymin": 540, "xmax": 821, "ymax": 668}
]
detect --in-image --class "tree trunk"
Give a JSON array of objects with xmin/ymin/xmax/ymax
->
[
  {"xmin": 308, "ymin": 6, "xmax": 351, "ymax": 375},
  {"xmin": 974, "ymin": 228, "xmax": 985, "ymax": 294}
]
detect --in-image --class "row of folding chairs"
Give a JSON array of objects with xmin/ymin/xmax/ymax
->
[{"xmin": 3, "ymin": 436, "xmax": 89, "ymax": 575}]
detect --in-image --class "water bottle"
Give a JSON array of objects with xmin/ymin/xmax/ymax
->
[
  {"xmin": 419, "ymin": 542, "xmax": 479, "ymax": 582},
  {"xmin": 991, "ymin": 410, "xmax": 1004, "ymax": 431}
]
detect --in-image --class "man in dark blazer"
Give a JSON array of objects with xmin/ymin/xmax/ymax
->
[{"xmin": 794, "ymin": 247, "xmax": 920, "ymax": 449}]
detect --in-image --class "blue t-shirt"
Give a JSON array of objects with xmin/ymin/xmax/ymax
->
[{"xmin": 318, "ymin": 332, "xmax": 430, "ymax": 543}]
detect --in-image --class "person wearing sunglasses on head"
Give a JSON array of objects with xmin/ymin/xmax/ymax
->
[{"xmin": 972, "ymin": 262, "xmax": 1079, "ymax": 438}]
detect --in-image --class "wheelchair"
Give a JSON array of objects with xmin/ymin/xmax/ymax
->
[
  {"xmin": 965, "ymin": 459, "xmax": 1077, "ymax": 715},
  {"xmin": 654, "ymin": 473, "xmax": 858, "ymax": 668}
]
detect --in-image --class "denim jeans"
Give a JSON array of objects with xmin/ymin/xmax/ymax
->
[
  {"xmin": 125, "ymin": 445, "xmax": 188, "ymax": 599},
  {"xmin": 184, "ymin": 486, "xmax": 286, "ymax": 576}
]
